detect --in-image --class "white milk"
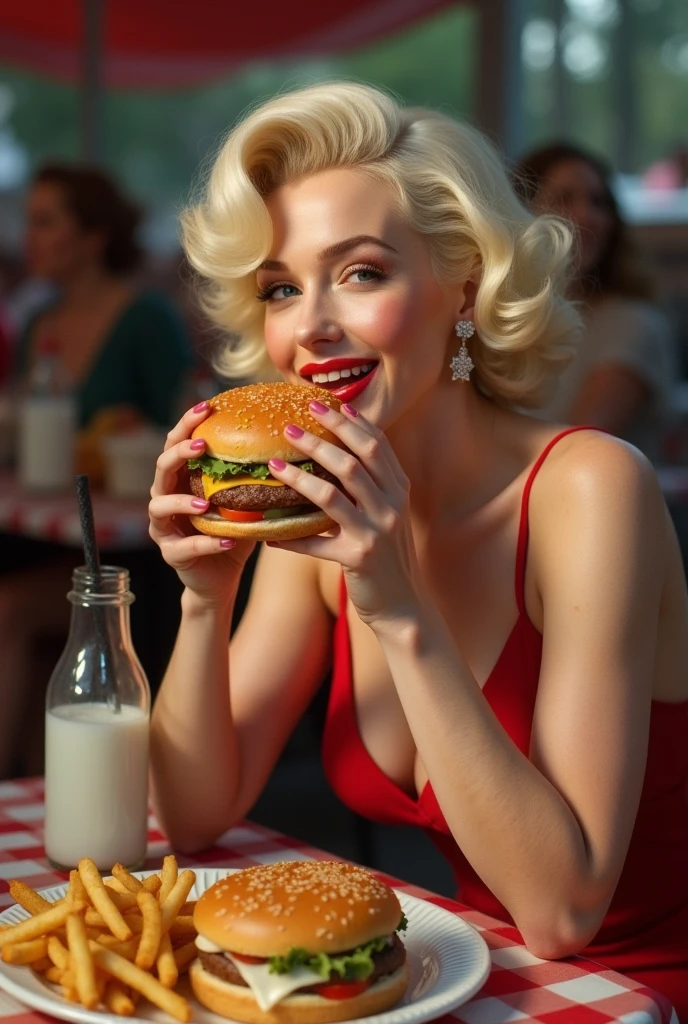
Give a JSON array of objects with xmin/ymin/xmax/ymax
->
[
  {"xmin": 44, "ymin": 703, "xmax": 149, "ymax": 871},
  {"xmin": 18, "ymin": 396, "xmax": 76, "ymax": 491}
]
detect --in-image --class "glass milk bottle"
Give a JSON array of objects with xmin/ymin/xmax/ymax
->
[
  {"xmin": 17, "ymin": 337, "xmax": 76, "ymax": 492},
  {"xmin": 44, "ymin": 566, "xmax": 150, "ymax": 871}
]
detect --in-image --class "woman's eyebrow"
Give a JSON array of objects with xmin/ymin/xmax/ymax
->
[{"xmin": 259, "ymin": 235, "xmax": 397, "ymax": 272}]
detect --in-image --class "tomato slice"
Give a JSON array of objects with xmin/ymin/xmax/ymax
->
[
  {"xmin": 312, "ymin": 981, "xmax": 372, "ymax": 1000},
  {"xmin": 231, "ymin": 953, "xmax": 266, "ymax": 965},
  {"xmin": 218, "ymin": 508, "xmax": 264, "ymax": 523}
]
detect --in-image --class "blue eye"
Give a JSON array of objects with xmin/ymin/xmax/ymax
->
[
  {"xmin": 348, "ymin": 264, "xmax": 385, "ymax": 284},
  {"xmin": 256, "ymin": 283, "xmax": 300, "ymax": 302}
]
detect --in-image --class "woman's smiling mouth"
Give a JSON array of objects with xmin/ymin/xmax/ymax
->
[{"xmin": 299, "ymin": 358, "xmax": 379, "ymax": 401}]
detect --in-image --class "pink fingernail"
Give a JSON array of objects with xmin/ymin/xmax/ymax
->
[
  {"xmin": 269, "ymin": 458, "xmax": 287, "ymax": 471},
  {"xmin": 220, "ymin": 539, "xmax": 235, "ymax": 548},
  {"xmin": 190, "ymin": 438, "xmax": 206, "ymax": 450},
  {"xmin": 193, "ymin": 401, "xmax": 209, "ymax": 413},
  {"xmin": 285, "ymin": 424, "xmax": 304, "ymax": 439},
  {"xmin": 191, "ymin": 498, "xmax": 209, "ymax": 509},
  {"xmin": 342, "ymin": 403, "xmax": 359, "ymax": 417},
  {"xmin": 309, "ymin": 400, "xmax": 329, "ymax": 415}
]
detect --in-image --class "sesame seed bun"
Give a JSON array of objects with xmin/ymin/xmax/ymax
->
[
  {"xmin": 193, "ymin": 862, "xmax": 403, "ymax": 958},
  {"xmin": 189, "ymin": 962, "xmax": 409, "ymax": 1024},
  {"xmin": 189, "ymin": 383, "xmax": 346, "ymax": 540},
  {"xmin": 191, "ymin": 383, "xmax": 346, "ymax": 464}
]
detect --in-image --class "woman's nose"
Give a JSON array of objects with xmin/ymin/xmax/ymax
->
[{"xmin": 293, "ymin": 296, "xmax": 344, "ymax": 350}]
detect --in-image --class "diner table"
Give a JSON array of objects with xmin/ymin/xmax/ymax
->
[
  {"xmin": 0, "ymin": 472, "xmax": 151, "ymax": 551},
  {"xmin": 0, "ymin": 779, "xmax": 677, "ymax": 1024}
]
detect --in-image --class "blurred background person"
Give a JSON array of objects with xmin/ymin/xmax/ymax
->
[
  {"xmin": 0, "ymin": 162, "xmax": 193, "ymax": 780},
  {"xmin": 514, "ymin": 142, "xmax": 678, "ymax": 464},
  {"xmin": 15, "ymin": 163, "xmax": 193, "ymax": 456}
]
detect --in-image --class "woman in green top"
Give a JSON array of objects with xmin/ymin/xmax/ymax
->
[
  {"xmin": 17, "ymin": 162, "xmax": 192, "ymax": 430},
  {"xmin": 0, "ymin": 163, "xmax": 192, "ymax": 779}
]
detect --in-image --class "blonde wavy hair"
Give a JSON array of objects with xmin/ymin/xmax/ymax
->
[{"xmin": 181, "ymin": 81, "xmax": 580, "ymax": 407}]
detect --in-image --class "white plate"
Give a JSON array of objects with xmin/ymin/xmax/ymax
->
[{"xmin": 0, "ymin": 867, "xmax": 490, "ymax": 1024}]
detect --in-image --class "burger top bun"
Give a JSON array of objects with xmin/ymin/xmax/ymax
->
[
  {"xmin": 193, "ymin": 861, "xmax": 403, "ymax": 958},
  {"xmin": 191, "ymin": 383, "xmax": 346, "ymax": 464}
]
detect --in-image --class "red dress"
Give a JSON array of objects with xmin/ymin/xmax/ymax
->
[{"xmin": 322, "ymin": 427, "xmax": 688, "ymax": 1016}]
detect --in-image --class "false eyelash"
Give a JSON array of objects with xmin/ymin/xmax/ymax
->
[
  {"xmin": 346, "ymin": 263, "xmax": 386, "ymax": 282},
  {"xmin": 256, "ymin": 282, "xmax": 292, "ymax": 303}
]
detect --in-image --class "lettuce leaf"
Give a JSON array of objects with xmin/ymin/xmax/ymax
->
[
  {"xmin": 268, "ymin": 935, "xmax": 389, "ymax": 981},
  {"xmin": 268, "ymin": 915, "xmax": 407, "ymax": 981},
  {"xmin": 187, "ymin": 454, "xmax": 314, "ymax": 481}
]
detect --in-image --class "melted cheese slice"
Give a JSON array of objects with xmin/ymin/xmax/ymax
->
[
  {"xmin": 223, "ymin": 955, "xmax": 325, "ymax": 1011},
  {"xmin": 193, "ymin": 937, "xmax": 324, "ymax": 1010},
  {"xmin": 202, "ymin": 473, "xmax": 285, "ymax": 500}
]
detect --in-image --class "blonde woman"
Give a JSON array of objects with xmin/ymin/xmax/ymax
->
[{"xmin": 148, "ymin": 83, "xmax": 688, "ymax": 1012}]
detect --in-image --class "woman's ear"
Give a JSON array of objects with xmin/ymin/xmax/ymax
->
[{"xmin": 454, "ymin": 271, "xmax": 480, "ymax": 323}]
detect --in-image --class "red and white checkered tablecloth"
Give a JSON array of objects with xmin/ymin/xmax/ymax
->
[
  {"xmin": 0, "ymin": 779, "xmax": 677, "ymax": 1024},
  {"xmin": 0, "ymin": 473, "xmax": 150, "ymax": 550}
]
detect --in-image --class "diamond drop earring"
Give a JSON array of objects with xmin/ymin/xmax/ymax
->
[{"xmin": 451, "ymin": 320, "xmax": 475, "ymax": 382}]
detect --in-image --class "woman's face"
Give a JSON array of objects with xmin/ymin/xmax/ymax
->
[
  {"xmin": 258, "ymin": 168, "xmax": 460, "ymax": 428},
  {"xmin": 535, "ymin": 158, "xmax": 615, "ymax": 276},
  {"xmin": 25, "ymin": 182, "xmax": 102, "ymax": 281}
]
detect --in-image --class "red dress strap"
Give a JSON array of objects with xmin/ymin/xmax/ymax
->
[{"xmin": 514, "ymin": 426, "xmax": 600, "ymax": 615}]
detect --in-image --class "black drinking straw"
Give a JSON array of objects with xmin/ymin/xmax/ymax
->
[{"xmin": 75, "ymin": 474, "xmax": 120, "ymax": 713}]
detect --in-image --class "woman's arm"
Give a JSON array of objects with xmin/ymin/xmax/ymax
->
[
  {"xmin": 372, "ymin": 434, "xmax": 665, "ymax": 958},
  {"xmin": 150, "ymin": 544, "xmax": 332, "ymax": 853}
]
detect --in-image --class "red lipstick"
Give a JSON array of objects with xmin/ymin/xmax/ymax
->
[{"xmin": 299, "ymin": 357, "xmax": 377, "ymax": 376}]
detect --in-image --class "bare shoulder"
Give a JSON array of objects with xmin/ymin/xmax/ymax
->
[
  {"xmin": 531, "ymin": 429, "xmax": 664, "ymax": 529},
  {"xmin": 526, "ymin": 429, "xmax": 669, "ymax": 607}
]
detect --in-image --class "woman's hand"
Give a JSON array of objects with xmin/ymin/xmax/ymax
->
[
  {"xmin": 265, "ymin": 399, "xmax": 423, "ymax": 628},
  {"xmin": 149, "ymin": 402, "xmax": 255, "ymax": 605}
]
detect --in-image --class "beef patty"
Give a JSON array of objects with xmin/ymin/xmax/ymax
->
[
  {"xmin": 189, "ymin": 464, "xmax": 339, "ymax": 512},
  {"xmin": 198, "ymin": 935, "xmax": 406, "ymax": 991}
]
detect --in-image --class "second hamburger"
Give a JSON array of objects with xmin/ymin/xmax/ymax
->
[{"xmin": 190, "ymin": 861, "xmax": 408, "ymax": 1024}]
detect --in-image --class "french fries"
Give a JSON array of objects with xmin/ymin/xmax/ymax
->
[
  {"xmin": 66, "ymin": 912, "xmax": 99, "ymax": 1010},
  {"xmin": 78, "ymin": 859, "xmax": 132, "ymax": 942},
  {"xmin": 8, "ymin": 881, "xmax": 54, "ymax": 917},
  {"xmin": 91, "ymin": 945, "xmax": 192, "ymax": 1023},
  {"xmin": 135, "ymin": 891, "xmax": 161, "ymax": 969},
  {"xmin": 1, "ymin": 938, "xmax": 49, "ymax": 965},
  {"xmin": 2, "ymin": 856, "xmax": 198, "ymax": 1020},
  {"xmin": 156, "ymin": 933, "xmax": 178, "ymax": 989},
  {"xmin": 158, "ymin": 855, "xmax": 178, "ymax": 905},
  {"xmin": 111, "ymin": 863, "xmax": 143, "ymax": 894}
]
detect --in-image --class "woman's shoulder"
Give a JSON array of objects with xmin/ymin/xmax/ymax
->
[{"xmin": 530, "ymin": 427, "xmax": 663, "ymax": 535}]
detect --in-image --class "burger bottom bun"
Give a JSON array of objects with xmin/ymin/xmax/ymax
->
[
  {"xmin": 189, "ymin": 961, "xmax": 409, "ymax": 1024},
  {"xmin": 190, "ymin": 509, "xmax": 336, "ymax": 541}
]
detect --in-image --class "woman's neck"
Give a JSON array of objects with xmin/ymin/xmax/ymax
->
[
  {"xmin": 59, "ymin": 265, "xmax": 123, "ymax": 309},
  {"xmin": 386, "ymin": 381, "xmax": 519, "ymax": 523}
]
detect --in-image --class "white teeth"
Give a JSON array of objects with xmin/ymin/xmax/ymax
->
[{"xmin": 308, "ymin": 363, "xmax": 374, "ymax": 383}]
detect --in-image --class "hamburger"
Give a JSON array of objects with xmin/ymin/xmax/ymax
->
[
  {"xmin": 187, "ymin": 383, "xmax": 348, "ymax": 541},
  {"xmin": 190, "ymin": 861, "xmax": 409, "ymax": 1024}
]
